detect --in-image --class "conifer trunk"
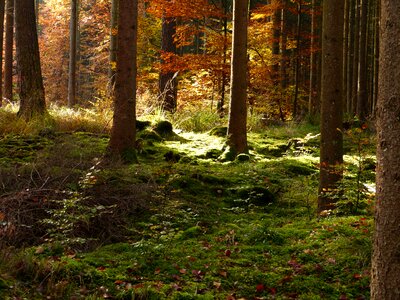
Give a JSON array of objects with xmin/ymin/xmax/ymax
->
[
  {"xmin": 4, "ymin": 0, "xmax": 13, "ymax": 101},
  {"xmin": 227, "ymin": 0, "xmax": 249, "ymax": 156},
  {"xmin": 15, "ymin": 0, "xmax": 46, "ymax": 120},
  {"xmin": 68, "ymin": 0, "xmax": 78, "ymax": 107},
  {"xmin": 318, "ymin": 0, "xmax": 344, "ymax": 213},
  {"xmin": 371, "ymin": 0, "xmax": 400, "ymax": 297},
  {"xmin": 0, "ymin": 0, "xmax": 5, "ymax": 106},
  {"xmin": 108, "ymin": 0, "xmax": 138, "ymax": 160}
]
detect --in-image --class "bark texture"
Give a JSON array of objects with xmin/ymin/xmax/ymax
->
[
  {"xmin": 15, "ymin": 0, "xmax": 46, "ymax": 120},
  {"xmin": 0, "ymin": 0, "xmax": 5, "ymax": 105},
  {"xmin": 227, "ymin": 0, "xmax": 249, "ymax": 155},
  {"xmin": 4, "ymin": 0, "xmax": 13, "ymax": 101},
  {"xmin": 318, "ymin": 0, "xmax": 344, "ymax": 212},
  {"xmin": 108, "ymin": 0, "xmax": 138, "ymax": 160},
  {"xmin": 68, "ymin": 0, "xmax": 78, "ymax": 107},
  {"xmin": 371, "ymin": 0, "xmax": 400, "ymax": 298},
  {"xmin": 158, "ymin": 17, "xmax": 177, "ymax": 112},
  {"xmin": 356, "ymin": 0, "xmax": 368, "ymax": 121},
  {"xmin": 109, "ymin": 0, "xmax": 118, "ymax": 90}
]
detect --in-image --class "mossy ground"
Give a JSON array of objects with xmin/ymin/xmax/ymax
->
[{"xmin": 0, "ymin": 114, "xmax": 375, "ymax": 299}]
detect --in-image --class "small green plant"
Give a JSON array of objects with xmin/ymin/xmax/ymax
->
[{"xmin": 338, "ymin": 121, "xmax": 375, "ymax": 215}]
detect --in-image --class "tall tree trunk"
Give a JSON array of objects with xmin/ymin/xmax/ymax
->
[
  {"xmin": 371, "ymin": 1, "xmax": 400, "ymax": 297},
  {"xmin": 15, "ymin": 0, "xmax": 46, "ymax": 120},
  {"xmin": 351, "ymin": 0, "xmax": 360, "ymax": 114},
  {"xmin": 4, "ymin": 0, "xmax": 13, "ymax": 101},
  {"xmin": 271, "ymin": 0, "xmax": 280, "ymax": 83},
  {"xmin": 280, "ymin": 1, "xmax": 288, "ymax": 91},
  {"xmin": 109, "ymin": 0, "xmax": 118, "ymax": 90},
  {"xmin": 356, "ymin": 0, "xmax": 368, "ymax": 121},
  {"xmin": 343, "ymin": 0, "xmax": 349, "ymax": 112},
  {"xmin": 158, "ymin": 17, "xmax": 177, "ymax": 113},
  {"xmin": 293, "ymin": 0, "xmax": 302, "ymax": 119},
  {"xmin": 318, "ymin": 0, "xmax": 344, "ymax": 213},
  {"xmin": 68, "ymin": 0, "xmax": 78, "ymax": 107},
  {"xmin": 108, "ymin": 0, "xmax": 138, "ymax": 161},
  {"xmin": 217, "ymin": 2, "xmax": 228, "ymax": 116},
  {"xmin": 308, "ymin": 0, "xmax": 318, "ymax": 115},
  {"xmin": 0, "ymin": 0, "xmax": 5, "ymax": 106},
  {"xmin": 227, "ymin": 0, "xmax": 249, "ymax": 156},
  {"xmin": 346, "ymin": 0, "xmax": 355, "ymax": 113}
]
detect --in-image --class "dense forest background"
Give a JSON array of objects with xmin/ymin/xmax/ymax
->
[{"xmin": 0, "ymin": 0, "xmax": 399, "ymax": 299}]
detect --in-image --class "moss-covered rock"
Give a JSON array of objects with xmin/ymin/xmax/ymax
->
[
  {"xmin": 209, "ymin": 126, "xmax": 227, "ymax": 137},
  {"xmin": 136, "ymin": 120, "xmax": 151, "ymax": 131},
  {"xmin": 227, "ymin": 186, "xmax": 275, "ymax": 207}
]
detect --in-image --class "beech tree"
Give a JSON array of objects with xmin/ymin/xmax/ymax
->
[
  {"xmin": 317, "ymin": 0, "xmax": 344, "ymax": 213},
  {"xmin": 107, "ymin": 0, "xmax": 138, "ymax": 161},
  {"xmin": 371, "ymin": 0, "xmax": 400, "ymax": 297},
  {"xmin": 15, "ymin": 0, "xmax": 46, "ymax": 120},
  {"xmin": 226, "ymin": 0, "xmax": 249, "ymax": 157}
]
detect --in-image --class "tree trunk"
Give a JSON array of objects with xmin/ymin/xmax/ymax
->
[
  {"xmin": 68, "ymin": 0, "xmax": 78, "ymax": 107},
  {"xmin": 356, "ymin": 0, "xmax": 368, "ymax": 121},
  {"xmin": 4, "ymin": 0, "xmax": 13, "ymax": 101},
  {"xmin": 280, "ymin": 1, "xmax": 288, "ymax": 91},
  {"xmin": 15, "ymin": 0, "xmax": 46, "ymax": 120},
  {"xmin": 318, "ymin": 0, "xmax": 344, "ymax": 213},
  {"xmin": 227, "ymin": 0, "xmax": 249, "ymax": 156},
  {"xmin": 109, "ymin": 0, "xmax": 118, "ymax": 90},
  {"xmin": 351, "ymin": 0, "xmax": 360, "ymax": 114},
  {"xmin": 308, "ymin": 0, "xmax": 318, "ymax": 115},
  {"xmin": 346, "ymin": 0, "xmax": 355, "ymax": 114},
  {"xmin": 293, "ymin": 0, "xmax": 302, "ymax": 119},
  {"xmin": 108, "ymin": 0, "xmax": 138, "ymax": 161},
  {"xmin": 0, "ymin": 0, "xmax": 5, "ymax": 106},
  {"xmin": 158, "ymin": 17, "xmax": 177, "ymax": 113},
  {"xmin": 217, "ymin": 1, "xmax": 228, "ymax": 116},
  {"xmin": 371, "ymin": 1, "xmax": 400, "ymax": 297}
]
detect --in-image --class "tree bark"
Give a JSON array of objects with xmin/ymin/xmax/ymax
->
[
  {"xmin": 318, "ymin": 0, "xmax": 344, "ymax": 213},
  {"xmin": 108, "ymin": 0, "xmax": 138, "ymax": 161},
  {"xmin": 158, "ymin": 17, "xmax": 177, "ymax": 113},
  {"xmin": 0, "ymin": 0, "xmax": 5, "ymax": 106},
  {"xmin": 351, "ymin": 0, "xmax": 360, "ymax": 114},
  {"xmin": 227, "ymin": 0, "xmax": 249, "ymax": 156},
  {"xmin": 68, "ymin": 0, "xmax": 78, "ymax": 107},
  {"xmin": 15, "ymin": 0, "xmax": 46, "ymax": 120},
  {"xmin": 356, "ymin": 0, "xmax": 368, "ymax": 121},
  {"xmin": 4, "ymin": 0, "xmax": 13, "ymax": 101},
  {"xmin": 109, "ymin": 0, "xmax": 118, "ymax": 90},
  {"xmin": 371, "ymin": 0, "xmax": 400, "ymax": 298},
  {"xmin": 293, "ymin": 0, "xmax": 302, "ymax": 119}
]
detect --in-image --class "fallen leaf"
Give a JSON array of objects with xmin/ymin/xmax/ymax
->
[
  {"xmin": 213, "ymin": 281, "xmax": 221, "ymax": 289},
  {"xmin": 114, "ymin": 280, "xmax": 124, "ymax": 285},
  {"xmin": 256, "ymin": 283, "xmax": 265, "ymax": 293},
  {"xmin": 179, "ymin": 269, "xmax": 187, "ymax": 274},
  {"xmin": 35, "ymin": 246, "xmax": 45, "ymax": 254},
  {"xmin": 224, "ymin": 249, "xmax": 232, "ymax": 257},
  {"xmin": 97, "ymin": 266, "xmax": 106, "ymax": 271},
  {"xmin": 154, "ymin": 268, "xmax": 161, "ymax": 274}
]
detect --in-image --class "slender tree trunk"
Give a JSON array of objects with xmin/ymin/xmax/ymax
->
[
  {"xmin": 346, "ymin": 0, "xmax": 355, "ymax": 113},
  {"xmin": 68, "ymin": 0, "xmax": 78, "ymax": 107},
  {"xmin": 356, "ymin": 0, "xmax": 368, "ymax": 121},
  {"xmin": 0, "ymin": 0, "xmax": 5, "ymax": 106},
  {"xmin": 217, "ymin": 4, "xmax": 228, "ymax": 116},
  {"xmin": 271, "ymin": 0, "xmax": 281, "ymax": 82},
  {"xmin": 158, "ymin": 17, "xmax": 177, "ymax": 112},
  {"xmin": 227, "ymin": 0, "xmax": 249, "ymax": 156},
  {"xmin": 308, "ymin": 0, "xmax": 318, "ymax": 115},
  {"xmin": 351, "ymin": 0, "xmax": 360, "ymax": 114},
  {"xmin": 109, "ymin": 0, "xmax": 118, "ymax": 90},
  {"xmin": 371, "ymin": 1, "xmax": 400, "ymax": 297},
  {"xmin": 4, "ymin": 0, "xmax": 13, "ymax": 101},
  {"xmin": 108, "ymin": 0, "xmax": 138, "ymax": 161},
  {"xmin": 372, "ymin": 0, "xmax": 379, "ymax": 114},
  {"xmin": 280, "ymin": 1, "xmax": 288, "ymax": 91},
  {"xmin": 318, "ymin": 0, "xmax": 344, "ymax": 213},
  {"xmin": 343, "ymin": 0, "xmax": 349, "ymax": 112},
  {"xmin": 293, "ymin": 0, "xmax": 302, "ymax": 119},
  {"xmin": 15, "ymin": 0, "xmax": 46, "ymax": 120}
]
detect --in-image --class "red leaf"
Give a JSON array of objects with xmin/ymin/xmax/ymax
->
[
  {"xmin": 97, "ymin": 266, "xmax": 106, "ymax": 271},
  {"xmin": 154, "ymin": 268, "xmax": 161, "ymax": 274},
  {"xmin": 219, "ymin": 270, "xmax": 228, "ymax": 278},
  {"xmin": 114, "ymin": 280, "xmax": 124, "ymax": 285},
  {"xmin": 224, "ymin": 249, "xmax": 232, "ymax": 257},
  {"xmin": 179, "ymin": 268, "xmax": 187, "ymax": 274},
  {"xmin": 353, "ymin": 273, "xmax": 362, "ymax": 279},
  {"xmin": 256, "ymin": 283, "xmax": 265, "ymax": 293},
  {"xmin": 269, "ymin": 287, "xmax": 277, "ymax": 295}
]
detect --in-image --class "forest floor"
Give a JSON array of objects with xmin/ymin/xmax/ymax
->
[{"xmin": 0, "ymin": 109, "xmax": 375, "ymax": 299}]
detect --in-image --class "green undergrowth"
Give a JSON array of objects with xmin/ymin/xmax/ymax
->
[{"xmin": 0, "ymin": 114, "xmax": 375, "ymax": 299}]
